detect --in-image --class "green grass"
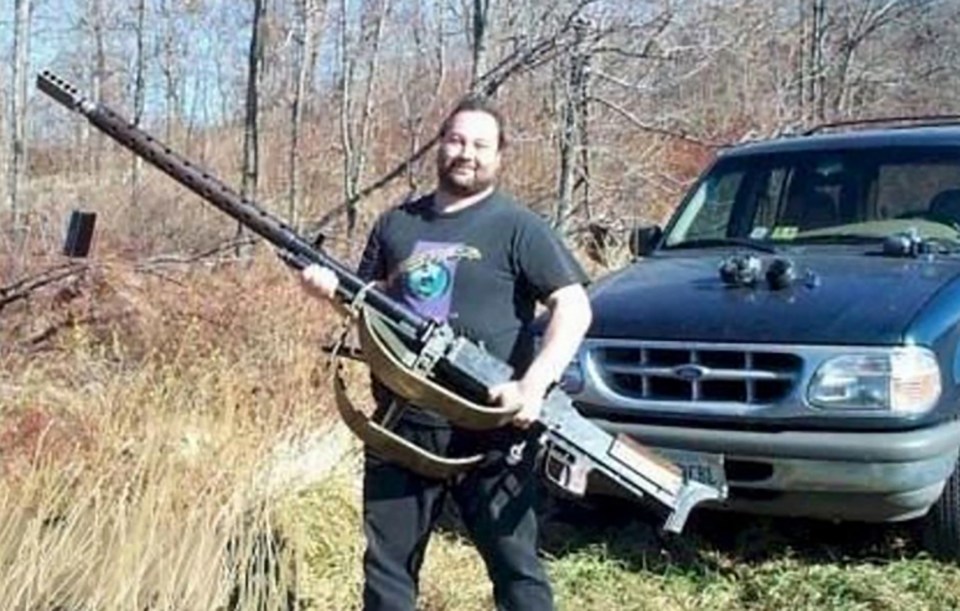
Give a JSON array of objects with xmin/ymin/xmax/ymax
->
[
  {"xmin": 540, "ymin": 504, "xmax": 960, "ymax": 611},
  {"xmin": 287, "ymin": 476, "xmax": 960, "ymax": 611}
]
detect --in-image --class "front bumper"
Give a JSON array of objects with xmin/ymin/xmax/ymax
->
[{"xmin": 591, "ymin": 417, "xmax": 960, "ymax": 522}]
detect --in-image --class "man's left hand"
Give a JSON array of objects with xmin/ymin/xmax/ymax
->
[{"xmin": 489, "ymin": 380, "xmax": 545, "ymax": 429}]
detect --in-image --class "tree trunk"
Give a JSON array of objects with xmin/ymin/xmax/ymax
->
[
  {"xmin": 0, "ymin": 61, "xmax": 6, "ymax": 214},
  {"xmin": 159, "ymin": 0, "xmax": 182, "ymax": 144},
  {"xmin": 555, "ymin": 69, "xmax": 576, "ymax": 234},
  {"xmin": 577, "ymin": 38, "xmax": 592, "ymax": 223},
  {"xmin": 400, "ymin": 0, "xmax": 447, "ymax": 195},
  {"xmin": 130, "ymin": 0, "xmax": 147, "ymax": 208},
  {"xmin": 91, "ymin": 0, "xmax": 106, "ymax": 176},
  {"xmin": 338, "ymin": 0, "xmax": 354, "ymax": 220},
  {"xmin": 239, "ymin": 0, "xmax": 267, "ymax": 250},
  {"xmin": 7, "ymin": 0, "xmax": 32, "ymax": 244},
  {"xmin": 555, "ymin": 20, "xmax": 589, "ymax": 235},
  {"xmin": 288, "ymin": 0, "xmax": 326, "ymax": 229},
  {"xmin": 470, "ymin": 0, "xmax": 493, "ymax": 93},
  {"xmin": 812, "ymin": 0, "xmax": 826, "ymax": 124},
  {"xmin": 339, "ymin": 0, "xmax": 391, "ymax": 237},
  {"xmin": 796, "ymin": 0, "xmax": 806, "ymax": 122}
]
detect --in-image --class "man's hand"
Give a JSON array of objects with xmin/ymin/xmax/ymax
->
[
  {"xmin": 497, "ymin": 283, "xmax": 591, "ymax": 430},
  {"xmin": 299, "ymin": 264, "xmax": 340, "ymax": 301},
  {"xmin": 490, "ymin": 379, "xmax": 547, "ymax": 429}
]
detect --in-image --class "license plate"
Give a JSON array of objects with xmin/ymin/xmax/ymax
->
[{"xmin": 655, "ymin": 448, "xmax": 726, "ymax": 488}]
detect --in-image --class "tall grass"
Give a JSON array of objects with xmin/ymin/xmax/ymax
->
[{"xmin": 0, "ymin": 255, "xmax": 341, "ymax": 609}]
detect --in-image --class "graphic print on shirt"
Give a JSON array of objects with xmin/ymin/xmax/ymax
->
[{"xmin": 393, "ymin": 241, "xmax": 481, "ymax": 321}]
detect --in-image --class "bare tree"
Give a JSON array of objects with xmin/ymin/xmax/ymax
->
[
  {"xmin": 0, "ymin": 61, "xmax": 6, "ymax": 214},
  {"xmin": 288, "ymin": 0, "xmax": 327, "ymax": 228},
  {"xmin": 338, "ymin": 0, "xmax": 392, "ymax": 237},
  {"xmin": 397, "ymin": 0, "xmax": 447, "ymax": 195},
  {"xmin": 243, "ymin": 0, "xmax": 268, "ymax": 203},
  {"xmin": 7, "ymin": 0, "xmax": 32, "ymax": 244},
  {"xmin": 554, "ymin": 17, "xmax": 592, "ymax": 234},
  {"xmin": 311, "ymin": 0, "xmax": 609, "ymax": 235},
  {"xmin": 158, "ymin": 0, "xmax": 186, "ymax": 143},
  {"xmin": 828, "ymin": 0, "xmax": 930, "ymax": 117},
  {"xmin": 130, "ymin": 0, "xmax": 147, "ymax": 207},
  {"xmin": 797, "ymin": 0, "xmax": 828, "ymax": 124},
  {"xmin": 15, "ymin": 0, "xmax": 960, "ymax": 261},
  {"xmin": 812, "ymin": 0, "xmax": 827, "ymax": 122},
  {"xmin": 469, "ymin": 0, "xmax": 493, "ymax": 92},
  {"xmin": 236, "ymin": 0, "xmax": 268, "ymax": 252},
  {"xmin": 89, "ymin": 0, "xmax": 107, "ymax": 174}
]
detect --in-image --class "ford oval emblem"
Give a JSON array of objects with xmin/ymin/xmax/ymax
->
[{"xmin": 673, "ymin": 364, "xmax": 708, "ymax": 381}]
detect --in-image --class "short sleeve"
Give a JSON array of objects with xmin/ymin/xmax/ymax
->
[
  {"xmin": 356, "ymin": 216, "xmax": 386, "ymax": 282},
  {"xmin": 514, "ymin": 213, "xmax": 589, "ymax": 302}
]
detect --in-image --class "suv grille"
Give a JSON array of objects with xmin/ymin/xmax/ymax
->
[{"xmin": 593, "ymin": 344, "xmax": 801, "ymax": 404}]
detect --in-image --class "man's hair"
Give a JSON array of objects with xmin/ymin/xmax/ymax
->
[{"xmin": 439, "ymin": 95, "xmax": 508, "ymax": 150}]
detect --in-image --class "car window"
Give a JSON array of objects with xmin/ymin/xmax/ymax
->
[
  {"xmin": 664, "ymin": 146, "xmax": 960, "ymax": 248},
  {"xmin": 666, "ymin": 171, "xmax": 745, "ymax": 244},
  {"xmin": 876, "ymin": 162, "xmax": 960, "ymax": 219},
  {"xmin": 752, "ymin": 168, "xmax": 788, "ymax": 231}
]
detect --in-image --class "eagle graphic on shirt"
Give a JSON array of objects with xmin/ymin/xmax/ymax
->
[{"xmin": 390, "ymin": 241, "xmax": 481, "ymax": 321}]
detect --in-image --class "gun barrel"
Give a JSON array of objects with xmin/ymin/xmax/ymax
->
[{"xmin": 37, "ymin": 70, "xmax": 429, "ymax": 338}]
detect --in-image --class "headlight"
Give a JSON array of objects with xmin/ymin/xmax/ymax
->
[{"xmin": 807, "ymin": 347, "xmax": 941, "ymax": 415}]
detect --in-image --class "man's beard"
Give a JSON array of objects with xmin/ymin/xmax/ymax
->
[{"xmin": 437, "ymin": 161, "xmax": 496, "ymax": 197}]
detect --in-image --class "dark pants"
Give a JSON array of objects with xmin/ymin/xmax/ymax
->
[{"xmin": 361, "ymin": 417, "xmax": 554, "ymax": 611}]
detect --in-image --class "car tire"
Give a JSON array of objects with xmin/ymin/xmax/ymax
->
[{"xmin": 921, "ymin": 457, "xmax": 960, "ymax": 560}]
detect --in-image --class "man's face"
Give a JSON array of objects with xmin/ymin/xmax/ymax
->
[{"xmin": 437, "ymin": 110, "xmax": 501, "ymax": 197}]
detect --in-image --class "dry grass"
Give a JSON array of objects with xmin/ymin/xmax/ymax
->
[
  {"xmin": 4, "ymin": 238, "xmax": 960, "ymax": 611},
  {"xmin": 10, "ymin": 74, "xmax": 950, "ymax": 608},
  {"xmin": 0, "ymin": 253, "xmax": 343, "ymax": 610}
]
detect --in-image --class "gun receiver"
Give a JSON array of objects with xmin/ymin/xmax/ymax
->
[{"xmin": 38, "ymin": 70, "xmax": 725, "ymax": 533}]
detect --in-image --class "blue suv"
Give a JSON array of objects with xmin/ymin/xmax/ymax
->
[{"xmin": 568, "ymin": 122, "xmax": 960, "ymax": 557}]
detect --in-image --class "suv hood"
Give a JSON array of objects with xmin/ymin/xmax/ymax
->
[{"xmin": 589, "ymin": 251, "xmax": 960, "ymax": 345}]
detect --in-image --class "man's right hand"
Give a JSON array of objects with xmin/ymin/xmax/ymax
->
[{"xmin": 300, "ymin": 264, "xmax": 340, "ymax": 301}]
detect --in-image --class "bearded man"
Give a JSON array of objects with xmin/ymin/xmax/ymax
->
[{"xmin": 300, "ymin": 96, "xmax": 592, "ymax": 611}]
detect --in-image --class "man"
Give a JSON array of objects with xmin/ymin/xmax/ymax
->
[{"xmin": 300, "ymin": 96, "xmax": 592, "ymax": 610}]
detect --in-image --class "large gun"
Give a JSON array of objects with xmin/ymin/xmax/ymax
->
[{"xmin": 37, "ymin": 70, "xmax": 725, "ymax": 533}]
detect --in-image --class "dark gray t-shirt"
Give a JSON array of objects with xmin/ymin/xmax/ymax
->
[
  {"xmin": 358, "ymin": 190, "xmax": 587, "ymax": 371},
  {"xmin": 357, "ymin": 190, "xmax": 587, "ymax": 428}
]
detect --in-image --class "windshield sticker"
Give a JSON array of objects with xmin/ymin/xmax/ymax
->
[
  {"xmin": 750, "ymin": 226, "xmax": 769, "ymax": 239},
  {"xmin": 771, "ymin": 226, "xmax": 799, "ymax": 240}
]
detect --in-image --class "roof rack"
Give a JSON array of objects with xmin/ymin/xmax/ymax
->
[{"xmin": 803, "ymin": 115, "xmax": 960, "ymax": 136}]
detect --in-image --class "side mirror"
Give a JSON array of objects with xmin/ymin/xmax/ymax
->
[{"xmin": 629, "ymin": 225, "xmax": 662, "ymax": 258}]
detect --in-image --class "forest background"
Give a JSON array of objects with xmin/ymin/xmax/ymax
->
[{"xmin": 2, "ymin": 1, "xmax": 960, "ymax": 609}]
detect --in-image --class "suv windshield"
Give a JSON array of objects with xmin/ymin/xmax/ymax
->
[{"xmin": 663, "ymin": 146, "xmax": 960, "ymax": 249}]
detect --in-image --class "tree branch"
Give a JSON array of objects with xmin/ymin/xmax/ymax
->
[{"xmin": 589, "ymin": 95, "xmax": 722, "ymax": 147}]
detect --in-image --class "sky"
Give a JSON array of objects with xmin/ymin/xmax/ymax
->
[{"xmin": 1, "ymin": 0, "xmax": 256, "ymax": 136}]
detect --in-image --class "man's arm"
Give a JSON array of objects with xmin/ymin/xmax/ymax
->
[
  {"xmin": 300, "ymin": 217, "xmax": 386, "ymax": 315},
  {"xmin": 300, "ymin": 265, "xmax": 386, "ymax": 318},
  {"xmin": 490, "ymin": 283, "xmax": 593, "ymax": 428}
]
